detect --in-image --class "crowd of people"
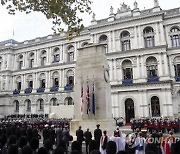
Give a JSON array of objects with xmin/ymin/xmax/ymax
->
[
  {"xmin": 0, "ymin": 115, "xmax": 179, "ymax": 154},
  {"xmin": 130, "ymin": 117, "xmax": 180, "ymax": 134}
]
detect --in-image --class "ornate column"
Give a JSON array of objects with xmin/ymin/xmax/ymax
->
[
  {"xmin": 141, "ymin": 55, "xmax": 145, "ymax": 78},
  {"xmin": 163, "ymin": 53, "xmax": 169, "ymax": 76},
  {"xmin": 114, "ymin": 59, "xmax": 117, "ymax": 81},
  {"xmin": 134, "ymin": 26, "xmax": 138, "ymax": 49},
  {"xmin": 112, "ymin": 30, "xmax": 116, "ymax": 52},
  {"xmin": 74, "ymin": 42, "xmax": 77, "ymax": 61},
  {"xmin": 138, "ymin": 26, "xmax": 143, "ymax": 48},
  {"xmin": 109, "ymin": 59, "xmax": 113, "ymax": 81},
  {"xmin": 158, "ymin": 53, "xmax": 163, "ymax": 77},
  {"xmin": 155, "ymin": 23, "xmax": 160, "ymax": 46},
  {"xmin": 108, "ymin": 31, "xmax": 112, "ymax": 53},
  {"xmin": 136, "ymin": 56, "xmax": 141, "ymax": 79},
  {"xmin": 159, "ymin": 22, "xmax": 166, "ymax": 44}
]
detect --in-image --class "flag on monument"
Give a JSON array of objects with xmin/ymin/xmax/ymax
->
[
  {"xmin": 80, "ymin": 84, "xmax": 83, "ymax": 115},
  {"xmin": 86, "ymin": 81, "xmax": 90, "ymax": 114},
  {"xmin": 92, "ymin": 81, "xmax": 95, "ymax": 115}
]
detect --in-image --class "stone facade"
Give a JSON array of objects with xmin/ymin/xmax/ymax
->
[{"xmin": 0, "ymin": 1, "xmax": 180, "ymax": 121}]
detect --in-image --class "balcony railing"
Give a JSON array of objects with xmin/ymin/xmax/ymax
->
[
  {"xmin": 36, "ymin": 87, "xmax": 45, "ymax": 93},
  {"xmin": 50, "ymin": 86, "xmax": 59, "ymax": 92},
  {"xmin": 175, "ymin": 76, "xmax": 180, "ymax": 82},
  {"xmin": 13, "ymin": 89, "xmax": 20, "ymax": 95},
  {"xmin": 64, "ymin": 85, "xmax": 73, "ymax": 91},
  {"xmin": 122, "ymin": 79, "xmax": 133, "ymax": 85},
  {"xmin": 24, "ymin": 88, "xmax": 32, "ymax": 94},
  {"xmin": 147, "ymin": 75, "xmax": 159, "ymax": 82}
]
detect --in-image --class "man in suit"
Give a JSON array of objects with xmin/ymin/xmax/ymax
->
[
  {"xmin": 56, "ymin": 126, "xmax": 63, "ymax": 147},
  {"xmin": 62, "ymin": 125, "xmax": 70, "ymax": 154},
  {"xmin": 94, "ymin": 124, "xmax": 102, "ymax": 147},
  {"xmin": 84, "ymin": 128, "xmax": 92, "ymax": 154},
  {"xmin": 76, "ymin": 126, "xmax": 84, "ymax": 152}
]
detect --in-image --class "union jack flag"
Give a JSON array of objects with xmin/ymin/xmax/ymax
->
[
  {"xmin": 86, "ymin": 81, "xmax": 90, "ymax": 114},
  {"xmin": 80, "ymin": 84, "xmax": 83, "ymax": 115}
]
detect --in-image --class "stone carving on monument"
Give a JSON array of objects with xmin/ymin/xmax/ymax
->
[{"xmin": 70, "ymin": 44, "xmax": 116, "ymax": 136}]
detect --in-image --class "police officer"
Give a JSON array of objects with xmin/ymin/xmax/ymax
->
[{"xmin": 94, "ymin": 124, "xmax": 102, "ymax": 147}]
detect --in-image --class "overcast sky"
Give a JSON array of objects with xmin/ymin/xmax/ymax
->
[{"xmin": 0, "ymin": 0, "xmax": 179, "ymax": 42}]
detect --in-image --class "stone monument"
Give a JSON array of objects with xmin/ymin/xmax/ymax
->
[{"xmin": 70, "ymin": 44, "xmax": 116, "ymax": 136}]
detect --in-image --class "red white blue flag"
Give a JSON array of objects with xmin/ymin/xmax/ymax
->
[
  {"xmin": 92, "ymin": 81, "xmax": 95, "ymax": 115},
  {"xmin": 86, "ymin": 81, "xmax": 90, "ymax": 114},
  {"xmin": 80, "ymin": 83, "xmax": 83, "ymax": 115}
]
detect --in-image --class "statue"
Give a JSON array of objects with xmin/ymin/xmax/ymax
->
[
  {"xmin": 92, "ymin": 13, "xmax": 96, "ymax": 21},
  {"xmin": 110, "ymin": 6, "xmax": 114, "ymax": 15},
  {"xmin": 134, "ymin": 1, "xmax": 138, "ymax": 9},
  {"xmin": 120, "ymin": 2, "xmax": 130, "ymax": 13},
  {"xmin": 154, "ymin": 0, "xmax": 159, "ymax": 7}
]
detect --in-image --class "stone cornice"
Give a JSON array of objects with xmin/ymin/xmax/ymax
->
[
  {"xmin": 111, "ymin": 81, "xmax": 172, "ymax": 93},
  {"xmin": 107, "ymin": 45, "xmax": 167, "ymax": 59}
]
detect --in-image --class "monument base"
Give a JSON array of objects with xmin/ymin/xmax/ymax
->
[{"xmin": 70, "ymin": 118, "xmax": 116, "ymax": 136}]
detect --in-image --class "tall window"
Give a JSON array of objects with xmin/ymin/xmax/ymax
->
[
  {"xmin": 15, "ymin": 101, "xmax": 19, "ymax": 111},
  {"xmin": 29, "ymin": 52, "xmax": 34, "ymax": 68},
  {"xmin": 122, "ymin": 60, "xmax": 133, "ymax": 79},
  {"xmin": 54, "ymin": 78, "xmax": 59, "ymax": 86},
  {"xmin": 41, "ymin": 50, "xmax": 46, "ymax": 66},
  {"xmin": 41, "ymin": 79, "xmax": 45, "ymax": 88},
  {"xmin": 143, "ymin": 27, "xmax": 155, "ymax": 48},
  {"xmin": 67, "ymin": 46, "xmax": 74, "ymax": 62},
  {"xmin": 17, "ymin": 55, "xmax": 23, "ymax": 70},
  {"xmin": 28, "ymin": 81, "xmax": 33, "ymax": 88},
  {"xmin": 19, "ymin": 61, "xmax": 23, "ymax": 70},
  {"xmin": 51, "ymin": 98, "xmax": 59, "ymax": 106},
  {"xmin": 151, "ymin": 96, "xmax": 160, "ymax": 117},
  {"xmin": 26, "ymin": 100, "xmax": 31, "ymax": 111},
  {"xmin": 65, "ymin": 97, "xmax": 74, "ymax": 105},
  {"xmin": 53, "ymin": 48, "xmax": 60, "ymax": 63},
  {"xmin": 67, "ymin": 76, "xmax": 74, "ymax": 85},
  {"xmin": 146, "ymin": 57, "xmax": 158, "ymax": 77},
  {"xmin": 121, "ymin": 31, "xmax": 131, "ymax": 51},
  {"xmin": 39, "ymin": 99, "xmax": 44, "ymax": 110},
  {"xmin": 170, "ymin": 27, "xmax": 180, "ymax": 47},
  {"xmin": 17, "ymin": 82, "xmax": 21, "ymax": 91}
]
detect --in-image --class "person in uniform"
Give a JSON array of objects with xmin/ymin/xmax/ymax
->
[{"xmin": 94, "ymin": 124, "xmax": 102, "ymax": 147}]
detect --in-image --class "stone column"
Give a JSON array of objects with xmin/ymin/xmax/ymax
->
[
  {"xmin": 109, "ymin": 59, "xmax": 113, "ymax": 81},
  {"xmin": 158, "ymin": 53, "xmax": 163, "ymax": 77},
  {"xmin": 169, "ymin": 55, "xmax": 175, "ymax": 78},
  {"xmin": 141, "ymin": 56, "xmax": 145, "ymax": 78},
  {"xmin": 134, "ymin": 26, "xmax": 138, "ymax": 49},
  {"xmin": 159, "ymin": 22, "xmax": 165, "ymax": 44},
  {"xmin": 155, "ymin": 23, "xmax": 160, "ymax": 46},
  {"xmin": 112, "ymin": 30, "xmax": 116, "ymax": 52},
  {"xmin": 138, "ymin": 26, "xmax": 143, "ymax": 48},
  {"xmin": 163, "ymin": 53, "xmax": 169, "ymax": 76},
  {"xmin": 114, "ymin": 59, "xmax": 117, "ymax": 81},
  {"xmin": 136, "ymin": 56, "xmax": 141, "ymax": 79},
  {"xmin": 108, "ymin": 31, "xmax": 112, "ymax": 53},
  {"xmin": 74, "ymin": 42, "xmax": 77, "ymax": 61}
]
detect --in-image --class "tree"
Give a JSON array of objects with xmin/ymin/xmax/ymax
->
[{"xmin": 1, "ymin": 0, "xmax": 92, "ymax": 38}]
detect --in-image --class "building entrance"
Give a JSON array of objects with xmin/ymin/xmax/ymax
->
[{"xmin": 125, "ymin": 98, "xmax": 135, "ymax": 123}]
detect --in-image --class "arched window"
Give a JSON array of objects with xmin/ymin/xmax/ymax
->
[
  {"xmin": 52, "ymin": 71, "xmax": 59, "ymax": 87},
  {"xmin": 17, "ymin": 54, "xmax": 23, "ymax": 70},
  {"xmin": 122, "ymin": 60, "xmax": 133, "ymax": 84},
  {"xmin": 143, "ymin": 27, "xmax": 155, "ymax": 48},
  {"xmin": 67, "ymin": 45, "xmax": 74, "ymax": 62},
  {"xmin": 99, "ymin": 35, "xmax": 108, "ymax": 43},
  {"xmin": 26, "ymin": 99, "xmax": 31, "ymax": 111},
  {"xmin": 39, "ymin": 73, "xmax": 46, "ymax": 88},
  {"xmin": 146, "ymin": 57, "xmax": 158, "ymax": 77},
  {"xmin": 40, "ymin": 50, "xmax": 47, "ymax": 66},
  {"xmin": 14, "ymin": 100, "xmax": 19, "ymax": 111},
  {"xmin": 174, "ymin": 56, "xmax": 180, "ymax": 81},
  {"xmin": 170, "ymin": 26, "xmax": 180, "ymax": 47},
  {"xmin": 66, "ymin": 70, "xmax": 74, "ymax": 86},
  {"xmin": 0, "ymin": 57, "xmax": 2, "ymax": 70},
  {"xmin": 51, "ymin": 98, "xmax": 59, "ymax": 106},
  {"xmin": 52, "ymin": 48, "xmax": 60, "ymax": 63},
  {"xmin": 38, "ymin": 99, "xmax": 44, "ymax": 110},
  {"xmin": 64, "ymin": 97, "xmax": 74, "ymax": 105},
  {"xmin": 29, "ymin": 52, "xmax": 34, "ymax": 68},
  {"xmin": 151, "ymin": 96, "xmax": 160, "ymax": 117},
  {"xmin": 121, "ymin": 31, "xmax": 131, "ymax": 51},
  {"xmin": 27, "ymin": 75, "xmax": 33, "ymax": 88},
  {"xmin": 16, "ymin": 76, "xmax": 22, "ymax": 91}
]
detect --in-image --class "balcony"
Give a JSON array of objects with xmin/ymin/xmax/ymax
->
[
  {"xmin": 147, "ymin": 75, "xmax": 159, "ymax": 83},
  {"xmin": 122, "ymin": 79, "xmax": 133, "ymax": 85},
  {"xmin": 50, "ymin": 86, "xmax": 59, "ymax": 92},
  {"xmin": 24, "ymin": 88, "xmax": 32, "ymax": 94},
  {"xmin": 36, "ymin": 87, "xmax": 45, "ymax": 93},
  {"xmin": 64, "ymin": 85, "xmax": 73, "ymax": 91},
  {"xmin": 175, "ymin": 76, "xmax": 180, "ymax": 82},
  {"xmin": 13, "ymin": 89, "xmax": 20, "ymax": 95}
]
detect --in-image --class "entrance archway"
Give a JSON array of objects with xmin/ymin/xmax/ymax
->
[
  {"xmin": 125, "ymin": 98, "xmax": 135, "ymax": 123},
  {"xmin": 151, "ymin": 96, "xmax": 160, "ymax": 117}
]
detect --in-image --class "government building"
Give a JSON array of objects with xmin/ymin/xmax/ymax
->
[{"xmin": 0, "ymin": 0, "xmax": 180, "ymax": 123}]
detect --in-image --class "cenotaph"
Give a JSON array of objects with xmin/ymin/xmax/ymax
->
[{"xmin": 70, "ymin": 44, "xmax": 116, "ymax": 135}]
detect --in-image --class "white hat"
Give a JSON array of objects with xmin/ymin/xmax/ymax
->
[{"xmin": 45, "ymin": 124, "xmax": 49, "ymax": 127}]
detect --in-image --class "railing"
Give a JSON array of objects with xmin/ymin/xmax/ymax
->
[
  {"xmin": 64, "ymin": 85, "xmax": 73, "ymax": 91},
  {"xmin": 24, "ymin": 88, "xmax": 32, "ymax": 94},
  {"xmin": 13, "ymin": 89, "xmax": 20, "ymax": 95},
  {"xmin": 50, "ymin": 86, "xmax": 59, "ymax": 92},
  {"xmin": 36, "ymin": 87, "xmax": 45, "ymax": 93},
  {"xmin": 122, "ymin": 79, "xmax": 133, "ymax": 85},
  {"xmin": 147, "ymin": 76, "xmax": 159, "ymax": 82},
  {"xmin": 175, "ymin": 76, "xmax": 180, "ymax": 82}
]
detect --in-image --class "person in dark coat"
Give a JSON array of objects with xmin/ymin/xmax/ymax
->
[
  {"xmin": 43, "ymin": 124, "xmax": 50, "ymax": 144},
  {"xmin": 56, "ymin": 127, "xmax": 63, "ymax": 147},
  {"xmin": 49, "ymin": 125, "xmax": 56, "ymax": 145},
  {"xmin": 62, "ymin": 125, "xmax": 70, "ymax": 154},
  {"xmin": 76, "ymin": 126, "xmax": 84, "ymax": 152},
  {"xmin": 84, "ymin": 128, "xmax": 92, "ymax": 154},
  {"xmin": 94, "ymin": 124, "xmax": 102, "ymax": 147}
]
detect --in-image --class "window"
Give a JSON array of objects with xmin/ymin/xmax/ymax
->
[
  {"xmin": 67, "ymin": 46, "xmax": 74, "ymax": 62},
  {"xmin": 67, "ymin": 76, "xmax": 74, "ymax": 85},
  {"xmin": 123, "ymin": 68, "xmax": 133, "ymax": 79},
  {"xmin": 29, "ymin": 59, "xmax": 34, "ymax": 68},
  {"xmin": 121, "ymin": 31, "xmax": 131, "ymax": 51},
  {"xmin": 17, "ymin": 82, "xmax": 21, "ymax": 91},
  {"xmin": 54, "ymin": 54, "xmax": 60, "ymax": 62},
  {"xmin": 170, "ymin": 27, "xmax": 180, "ymax": 47},
  {"xmin": 19, "ymin": 61, "xmax": 23, "ymax": 70},
  {"xmin": 99, "ymin": 35, "xmax": 107, "ymax": 43},
  {"xmin": 15, "ymin": 101, "xmax": 19, "ymax": 111},
  {"xmin": 146, "ymin": 57, "xmax": 158, "ymax": 77},
  {"xmin": 54, "ymin": 78, "xmax": 59, "ymax": 87},
  {"xmin": 26, "ymin": 100, "xmax": 31, "ymax": 111},
  {"xmin": 41, "ymin": 79, "xmax": 45, "ymax": 88},
  {"xmin": 28, "ymin": 81, "xmax": 33, "ymax": 88},
  {"xmin": 65, "ymin": 97, "xmax": 74, "ymax": 105},
  {"xmin": 51, "ymin": 98, "xmax": 59, "ymax": 106},
  {"xmin": 151, "ymin": 96, "xmax": 160, "ymax": 117},
  {"xmin": 41, "ymin": 57, "xmax": 46, "ymax": 66},
  {"xmin": 143, "ymin": 27, "xmax": 155, "ymax": 48},
  {"xmin": 39, "ymin": 99, "xmax": 44, "ymax": 110}
]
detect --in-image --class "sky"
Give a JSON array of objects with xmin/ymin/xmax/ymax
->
[{"xmin": 0, "ymin": 0, "xmax": 180, "ymax": 42}]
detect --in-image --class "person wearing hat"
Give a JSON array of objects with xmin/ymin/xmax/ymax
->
[
  {"xmin": 94, "ymin": 124, "xmax": 102, "ymax": 148},
  {"xmin": 43, "ymin": 124, "xmax": 50, "ymax": 144}
]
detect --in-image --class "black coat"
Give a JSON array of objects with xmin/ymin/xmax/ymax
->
[
  {"xmin": 76, "ymin": 129, "xmax": 84, "ymax": 142},
  {"xmin": 84, "ymin": 130, "xmax": 92, "ymax": 144}
]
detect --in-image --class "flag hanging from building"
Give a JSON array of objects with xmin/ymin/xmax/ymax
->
[
  {"xmin": 86, "ymin": 81, "xmax": 90, "ymax": 114},
  {"xmin": 92, "ymin": 81, "xmax": 95, "ymax": 115},
  {"xmin": 80, "ymin": 83, "xmax": 83, "ymax": 115}
]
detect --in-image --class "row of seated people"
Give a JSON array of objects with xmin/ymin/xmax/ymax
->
[{"xmin": 130, "ymin": 117, "xmax": 180, "ymax": 133}]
